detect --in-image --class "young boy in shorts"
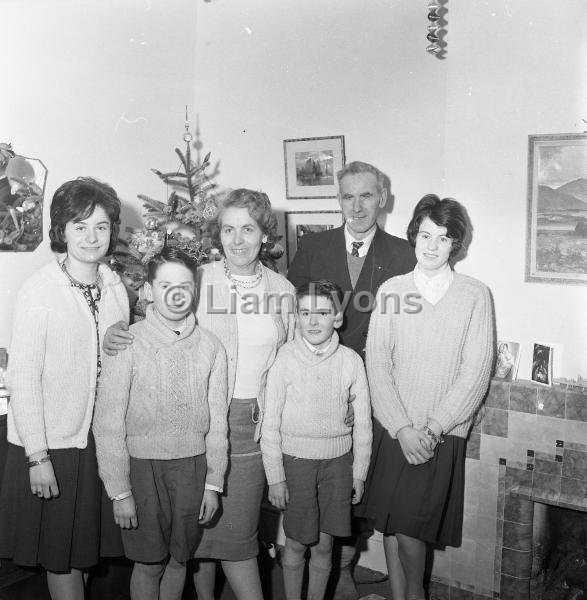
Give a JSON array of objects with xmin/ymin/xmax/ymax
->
[
  {"xmin": 93, "ymin": 247, "xmax": 228, "ymax": 600},
  {"xmin": 261, "ymin": 279, "xmax": 372, "ymax": 600}
]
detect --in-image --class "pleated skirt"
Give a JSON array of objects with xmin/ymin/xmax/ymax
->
[
  {"xmin": 356, "ymin": 419, "xmax": 466, "ymax": 547},
  {"xmin": 0, "ymin": 433, "xmax": 123, "ymax": 572}
]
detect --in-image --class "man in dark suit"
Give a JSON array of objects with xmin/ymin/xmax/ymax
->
[{"xmin": 287, "ymin": 160, "xmax": 416, "ymax": 600}]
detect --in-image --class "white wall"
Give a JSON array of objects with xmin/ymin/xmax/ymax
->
[
  {"xmin": 0, "ymin": 0, "xmax": 198, "ymax": 347},
  {"xmin": 193, "ymin": 0, "xmax": 587, "ymax": 380}
]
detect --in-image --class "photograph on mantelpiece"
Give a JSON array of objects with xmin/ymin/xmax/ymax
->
[
  {"xmin": 494, "ymin": 341, "xmax": 521, "ymax": 381},
  {"xmin": 531, "ymin": 343, "xmax": 553, "ymax": 387}
]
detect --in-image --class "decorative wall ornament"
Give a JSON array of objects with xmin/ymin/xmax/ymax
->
[
  {"xmin": 426, "ymin": 1, "xmax": 446, "ymax": 58},
  {"xmin": 0, "ymin": 143, "xmax": 47, "ymax": 252}
]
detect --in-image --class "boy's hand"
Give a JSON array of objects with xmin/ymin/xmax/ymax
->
[
  {"xmin": 199, "ymin": 489, "xmax": 219, "ymax": 524},
  {"xmin": 351, "ymin": 479, "xmax": 364, "ymax": 505},
  {"xmin": 103, "ymin": 321, "xmax": 134, "ymax": 356},
  {"xmin": 344, "ymin": 394, "xmax": 356, "ymax": 427},
  {"xmin": 113, "ymin": 495, "xmax": 138, "ymax": 529},
  {"xmin": 397, "ymin": 427, "xmax": 434, "ymax": 465},
  {"xmin": 268, "ymin": 482, "xmax": 289, "ymax": 510}
]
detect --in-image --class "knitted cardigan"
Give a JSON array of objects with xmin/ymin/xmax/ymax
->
[
  {"xmin": 366, "ymin": 272, "xmax": 494, "ymax": 439},
  {"xmin": 261, "ymin": 333, "xmax": 372, "ymax": 484},
  {"xmin": 93, "ymin": 304, "xmax": 229, "ymax": 498},
  {"xmin": 7, "ymin": 257, "xmax": 130, "ymax": 456},
  {"xmin": 195, "ymin": 260, "xmax": 296, "ymax": 441}
]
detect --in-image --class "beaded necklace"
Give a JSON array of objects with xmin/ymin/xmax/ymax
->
[
  {"xmin": 60, "ymin": 260, "xmax": 103, "ymax": 377},
  {"xmin": 223, "ymin": 259, "xmax": 263, "ymax": 289}
]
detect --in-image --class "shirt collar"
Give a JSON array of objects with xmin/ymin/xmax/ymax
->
[
  {"xmin": 302, "ymin": 334, "xmax": 334, "ymax": 355},
  {"xmin": 413, "ymin": 263, "xmax": 454, "ymax": 304},
  {"xmin": 344, "ymin": 224, "xmax": 377, "ymax": 257}
]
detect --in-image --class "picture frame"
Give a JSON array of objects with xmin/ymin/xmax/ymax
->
[
  {"xmin": 530, "ymin": 343, "xmax": 554, "ymax": 387},
  {"xmin": 494, "ymin": 340, "xmax": 521, "ymax": 382},
  {"xmin": 283, "ymin": 135, "xmax": 345, "ymax": 199},
  {"xmin": 526, "ymin": 133, "xmax": 587, "ymax": 284},
  {"xmin": 285, "ymin": 210, "xmax": 343, "ymax": 265}
]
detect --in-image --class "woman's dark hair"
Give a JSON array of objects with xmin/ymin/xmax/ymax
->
[
  {"xmin": 212, "ymin": 188, "xmax": 279, "ymax": 264},
  {"xmin": 49, "ymin": 177, "xmax": 121, "ymax": 254},
  {"xmin": 295, "ymin": 279, "xmax": 342, "ymax": 312},
  {"xmin": 146, "ymin": 247, "xmax": 198, "ymax": 283},
  {"xmin": 406, "ymin": 194, "xmax": 468, "ymax": 259}
]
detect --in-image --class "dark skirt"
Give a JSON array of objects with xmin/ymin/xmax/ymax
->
[
  {"xmin": 356, "ymin": 419, "xmax": 466, "ymax": 547},
  {"xmin": 0, "ymin": 433, "xmax": 123, "ymax": 572},
  {"xmin": 195, "ymin": 398, "xmax": 265, "ymax": 561}
]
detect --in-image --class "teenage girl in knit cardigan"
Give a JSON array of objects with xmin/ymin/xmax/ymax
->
[
  {"xmin": 0, "ymin": 178, "xmax": 129, "ymax": 600},
  {"xmin": 358, "ymin": 195, "xmax": 494, "ymax": 600}
]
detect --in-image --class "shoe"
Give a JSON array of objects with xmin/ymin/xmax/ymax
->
[
  {"xmin": 331, "ymin": 567, "xmax": 360, "ymax": 600},
  {"xmin": 353, "ymin": 566, "xmax": 388, "ymax": 585}
]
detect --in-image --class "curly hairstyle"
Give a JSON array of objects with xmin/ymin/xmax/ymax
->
[
  {"xmin": 406, "ymin": 194, "xmax": 468, "ymax": 259},
  {"xmin": 212, "ymin": 188, "xmax": 279, "ymax": 264},
  {"xmin": 49, "ymin": 177, "xmax": 121, "ymax": 254}
]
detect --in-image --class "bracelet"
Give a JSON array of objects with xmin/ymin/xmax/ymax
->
[
  {"xmin": 111, "ymin": 491, "xmax": 133, "ymax": 502},
  {"xmin": 423, "ymin": 426, "xmax": 444, "ymax": 445},
  {"xmin": 27, "ymin": 455, "xmax": 51, "ymax": 468}
]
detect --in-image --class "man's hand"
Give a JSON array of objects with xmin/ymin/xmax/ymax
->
[
  {"xmin": 351, "ymin": 479, "xmax": 364, "ymax": 505},
  {"xmin": 344, "ymin": 394, "xmax": 356, "ymax": 427},
  {"xmin": 199, "ymin": 490, "xmax": 219, "ymax": 525},
  {"xmin": 29, "ymin": 459, "xmax": 59, "ymax": 499},
  {"xmin": 268, "ymin": 482, "xmax": 289, "ymax": 511},
  {"xmin": 103, "ymin": 321, "xmax": 134, "ymax": 356},
  {"xmin": 397, "ymin": 427, "xmax": 434, "ymax": 465},
  {"xmin": 113, "ymin": 495, "xmax": 138, "ymax": 529}
]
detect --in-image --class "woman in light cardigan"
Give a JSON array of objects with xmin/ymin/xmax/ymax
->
[
  {"xmin": 192, "ymin": 189, "xmax": 295, "ymax": 600},
  {"xmin": 0, "ymin": 178, "xmax": 129, "ymax": 600},
  {"xmin": 358, "ymin": 195, "xmax": 494, "ymax": 600},
  {"xmin": 102, "ymin": 188, "xmax": 295, "ymax": 600}
]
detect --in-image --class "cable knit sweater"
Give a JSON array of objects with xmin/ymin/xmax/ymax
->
[
  {"xmin": 7, "ymin": 257, "xmax": 129, "ymax": 456},
  {"xmin": 93, "ymin": 304, "xmax": 229, "ymax": 498},
  {"xmin": 261, "ymin": 333, "xmax": 372, "ymax": 485},
  {"xmin": 366, "ymin": 272, "xmax": 494, "ymax": 439},
  {"xmin": 195, "ymin": 260, "xmax": 296, "ymax": 441}
]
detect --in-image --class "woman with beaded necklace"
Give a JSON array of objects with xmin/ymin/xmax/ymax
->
[
  {"xmin": 0, "ymin": 177, "xmax": 129, "ymax": 600},
  {"xmin": 191, "ymin": 188, "xmax": 295, "ymax": 600},
  {"xmin": 103, "ymin": 188, "xmax": 296, "ymax": 599}
]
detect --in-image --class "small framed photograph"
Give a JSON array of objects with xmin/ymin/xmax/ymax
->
[
  {"xmin": 526, "ymin": 133, "xmax": 587, "ymax": 284},
  {"xmin": 494, "ymin": 341, "xmax": 521, "ymax": 381},
  {"xmin": 283, "ymin": 135, "xmax": 346, "ymax": 199},
  {"xmin": 285, "ymin": 210, "xmax": 343, "ymax": 265},
  {"xmin": 531, "ymin": 343, "xmax": 554, "ymax": 387}
]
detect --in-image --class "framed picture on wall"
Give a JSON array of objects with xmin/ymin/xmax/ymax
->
[
  {"xmin": 526, "ymin": 133, "xmax": 587, "ymax": 284},
  {"xmin": 283, "ymin": 136, "xmax": 345, "ymax": 199},
  {"xmin": 285, "ymin": 210, "xmax": 343, "ymax": 265}
]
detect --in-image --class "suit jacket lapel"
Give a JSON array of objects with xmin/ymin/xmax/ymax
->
[{"xmin": 328, "ymin": 227, "xmax": 352, "ymax": 293}]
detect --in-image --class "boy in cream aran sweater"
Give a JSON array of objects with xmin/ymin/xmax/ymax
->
[
  {"xmin": 261, "ymin": 280, "xmax": 372, "ymax": 600},
  {"xmin": 93, "ymin": 248, "xmax": 228, "ymax": 600}
]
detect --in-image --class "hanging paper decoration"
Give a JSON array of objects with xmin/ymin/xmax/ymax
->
[{"xmin": 426, "ymin": 2, "xmax": 442, "ymax": 56}]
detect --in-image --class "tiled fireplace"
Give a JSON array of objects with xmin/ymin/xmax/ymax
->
[{"xmin": 427, "ymin": 379, "xmax": 587, "ymax": 600}]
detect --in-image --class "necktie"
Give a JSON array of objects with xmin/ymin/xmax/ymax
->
[{"xmin": 351, "ymin": 241, "xmax": 364, "ymax": 257}]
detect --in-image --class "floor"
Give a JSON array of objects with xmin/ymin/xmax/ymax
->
[{"xmin": 0, "ymin": 554, "xmax": 391, "ymax": 600}]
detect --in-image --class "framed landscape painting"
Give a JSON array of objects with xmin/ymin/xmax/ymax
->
[
  {"xmin": 526, "ymin": 133, "xmax": 587, "ymax": 284},
  {"xmin": 283, "ymin": 136, "xmax": 345, "ymax": 199},
  {"xmin": 285, "ymin": 210, "xmax": 343, "ymax": 265}
]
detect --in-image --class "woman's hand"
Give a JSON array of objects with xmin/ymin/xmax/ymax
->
[
  {"xmin": 268, "ymin": 482, "xmax": 289, "ymax": 511},
  {"xmin": 397, "ymin": 427, "xmax": 434, "ymax": 465},
  {"xmin": 113, "ymin": 495, "xmax": 138, "ymax": 529},
  {"xmin": 29, "ymin": 460, "xmax": 59, "ymax": 499},
  {"xmin": 199, "ymin": 490, "xmax": 219, "ymax": 525},
  {"xmin": 103, "ymin": 321, "xmax": 133, "ymax": 356}
]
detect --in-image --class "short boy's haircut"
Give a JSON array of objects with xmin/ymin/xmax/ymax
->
[
  {"xmin": 146, "ymin": 246, "xmax": 198, "ymax": 283},
  {"xmin": 295, "ymin": 279, "xmax": 342, "ymax": 312}
]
